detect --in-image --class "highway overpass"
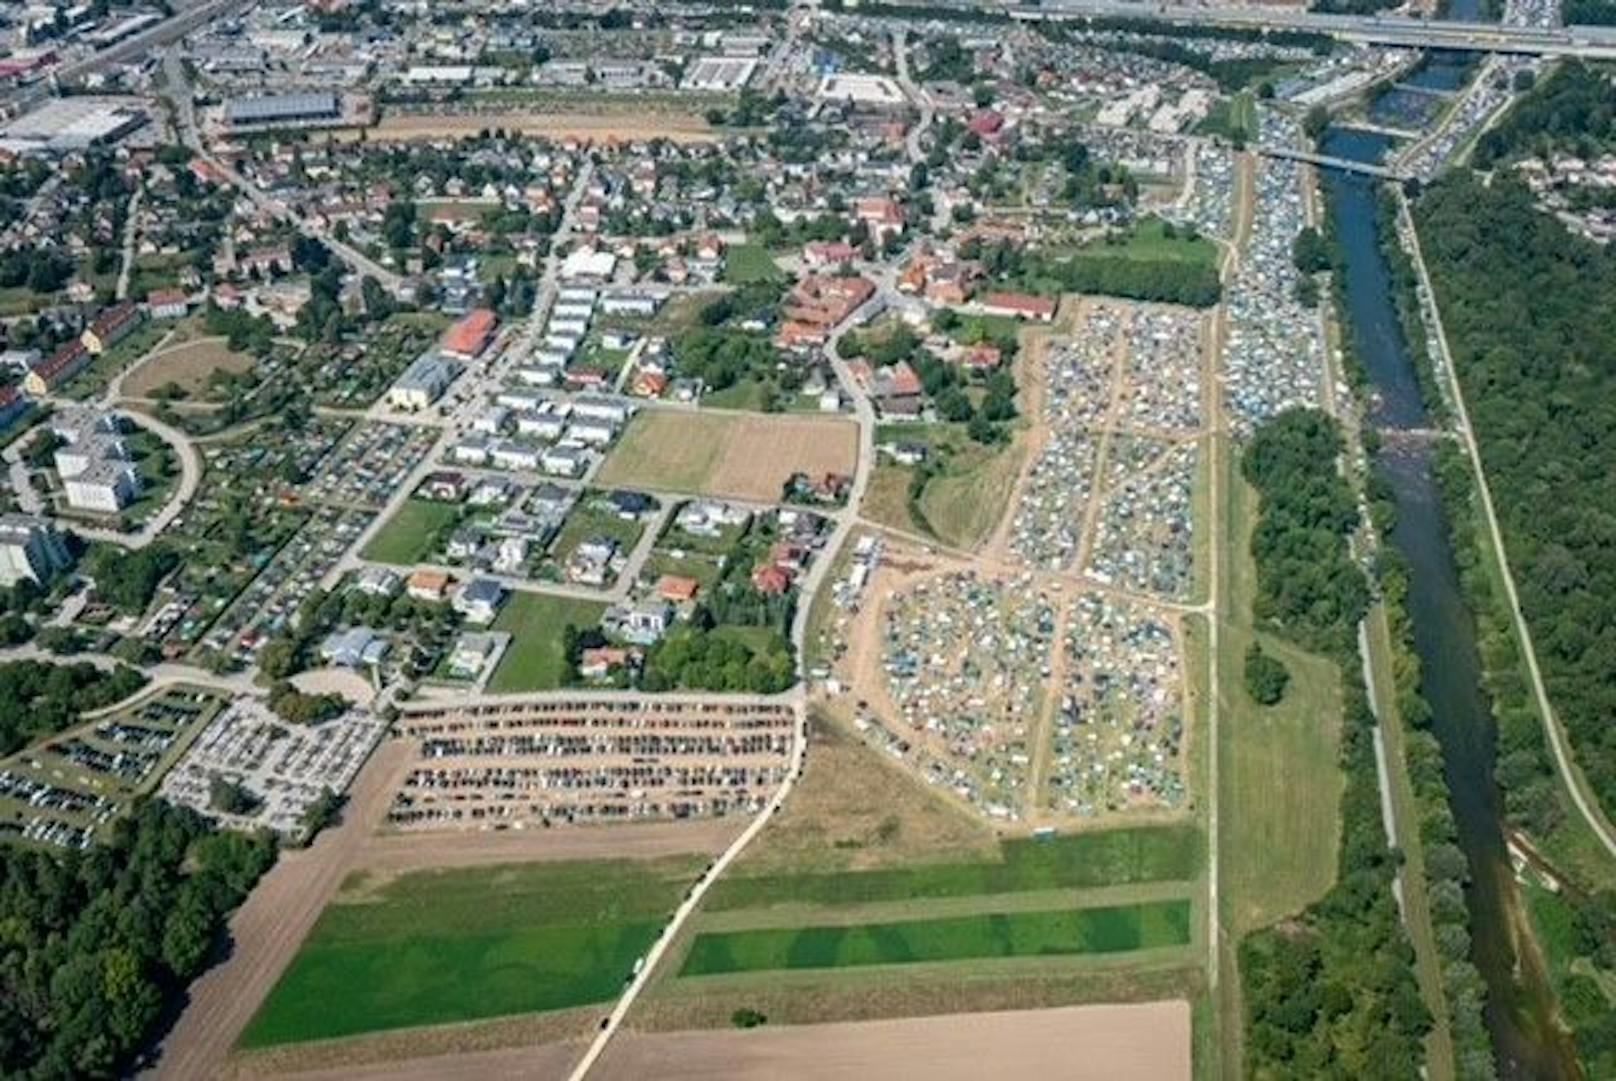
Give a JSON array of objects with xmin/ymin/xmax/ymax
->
[{"xmin": 1004, "ymin": 1, "xmax": 1616, "ymax": 58}]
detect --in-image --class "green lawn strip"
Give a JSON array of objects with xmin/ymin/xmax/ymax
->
[
  {"xmin": 701, "ymin": 378, "xmax": 769, "ymax": 411},
  {"xmin": 485, "ymin": 591, "xmax": 608, "ymax": 693},
  {"xmin": 703, "ymin": 825, "xmax": 1201, "ymax": 912},
  {"xmin": 361, "ymin": 498, "xmax": 461, "ymax": 564},
  {"xmin": 694, "ymin": 879, "xmax": 1196, "ymax": 933},
  {"xmin": 679, "ymin": 899, "xmax": 1193, "ymax": 976},
  {"xmin": 239, "ymin": 857, "xmax": 702, "ymax": 1048}
]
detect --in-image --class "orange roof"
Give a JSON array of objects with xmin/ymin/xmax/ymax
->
[
  {"xmin": 656, "ymin": 574, "xmax": 701, "ymax": 602},
  {"xmin": 406, "ymin": 569, "xmax": 451, "ymax": 594},
  {"xmin": 442, "ymin": 308, "xmax": 497, "ymax": 356},
  {"xmin": 981, "ymin": 291, "xmax": 1056, "ymax": 318}
]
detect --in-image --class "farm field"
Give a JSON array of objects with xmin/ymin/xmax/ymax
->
[
  {"xmin": 484, "ymin": 591, "xmax": 608, "ymax": 693},
  {"xmin": 679, "ymin": 900, "xmax": 1194, "ymax": 976},
  {"xmin": 360, "ymin": 498, "xmax": 460, "ymax": 565},
  {"xmin": 369, "ymin": 110, "xmax": 717, "ymax": 144},
  {"xmin": 704, "ymin": 824, "xmax": 1201, "ymax": 912},
  {"xmin": 597, "ymin": 1001, "xmax": 1191, "ymax": 1081},
  {"xmin": 238, "ymin": 856, "xmax": 703, "ymax": 1047},
  {"xmin": 597, "ymin": 411, "xmax": 857, "ymax": 503},
  {"xmin": 122, "ymin": 337, "xmax": 256, "ymax": 399}
]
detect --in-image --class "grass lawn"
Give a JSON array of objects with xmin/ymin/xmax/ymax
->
[
  {"xmin": 679, "ymin": 900, "xmax": 1193, "ymax": 976},
  {"xmin": 1097, "ymin": 218, "xmax": 1222, "ymax": 269},
  {"xmin": 724, "ymin": 242, "xmax": 784, "ymax": 284},
  {"xmin": 1217, "ymin": 450, "xmax": 1343, "ymax": 936},
  {"xmin": 484, "ymin": 591, "xmax": 608, "ymax": 693},
  {"xmin": 238, "ymin": 856, "xmax": 703, "ymax": 1047},
  {"xmin": 550, "ymin": 500, "xmax": 647, "ymax": 567},
  {"xmin": 701, "ymin": 378, "xmax": 770, "ymax": 411},
  {"xmin": 360, "ymin": 499, "xmax": 461, "ymax": 565},
  {"xmin": 864, "ymin": 422, "xmax": 1026, "ymax": 550},
  {"xmin": 705, "ymin": 824, "xmax": 1201, "ymax": 912}
]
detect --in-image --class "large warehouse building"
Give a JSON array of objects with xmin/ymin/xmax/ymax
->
[{"xmin": 225, "ymin": 91, "xmax": 342, "ymax": 131}]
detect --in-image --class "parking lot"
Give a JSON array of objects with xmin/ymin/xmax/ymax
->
[
  {"xmin": 159, "ymin": 698, "xmax": 386, "ymax": 837},
  {"xmin": 385, "ymin": 697, "xmax": 798, "ymax": 829},
  {"xmin": 0, "ymin": 688, "xmax": 227, "ymax": 849}
]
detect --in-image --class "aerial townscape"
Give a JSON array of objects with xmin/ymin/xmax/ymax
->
[{"xmin": 3, "ymin": 0, "xmax": 1616, "ymax": 1078}]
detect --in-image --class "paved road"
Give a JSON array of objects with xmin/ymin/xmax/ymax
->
[{"xmin": 115, "ymin": 186, "xmax": 142, "ymax": 302}]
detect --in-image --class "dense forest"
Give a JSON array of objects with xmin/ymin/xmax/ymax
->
[
  {"xmin": 1415, "ymin": 172, "xmax": 1616, "ymax": 828},
  {"xmin": 0, "ymin": 661, "xmax": 148, "ymax": 756},
  {"xmin": 1240, "ymin": 408, "xmax": 1369, "ymax": 654},
  {"xmin": 1417, "ymin": 170, "xmax": 1616, "ymax": 1075},
  {"xmin": 0, "ymin": 801, "xmax": 277, "ymax": 1078},
  {"xmin": 1473, "ymin": 61, "xmax": 1616, "ymax": 167},
  {"xmin": 1239, "ymin": 412, "xmax": 1430, "ymax": 1075}
]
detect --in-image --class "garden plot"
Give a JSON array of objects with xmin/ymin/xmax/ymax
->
[
  {"xmin": 1046, "ymin": 594, "xmax": 1187, "ymax": 820},
  {"xmin": 881, "ymin": 571, "xmax": 1057, "ymax": 821}
]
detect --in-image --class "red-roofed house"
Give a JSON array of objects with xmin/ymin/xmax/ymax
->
[
  {"xmin": 803, "ymin": 240, "xmax": 857, "ymax": 268},
  {"xmin": 81, "ymin": 301, "xmax": 144, "ymax": 354},
  {"xmin": 441, "ymin": 308, "xmax": 497, "ymax": 359},
  {"xmin": 980, "ymin": 291, "xmax": 1056, "ymax": 322},
  {"xmin": 25, "ymin": 341, "xmax": 89, "ymax": 395},
  {"xmin": 751, "ymin": 564, "xmax": 791, "ymax": 595},
  {"xmin": 656, "ymin": 574, "xmax": 701, "ymax": 604},
  {"xmin": 855, "ymin": 197, "xmax": 906, "ymax": 241}
]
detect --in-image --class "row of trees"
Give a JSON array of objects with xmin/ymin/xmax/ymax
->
[
  {"xmin": 967, "ymin": 237, "xmax": 1222, "ymax": 309},
  {"xmin": 1376, "ymin": 547, "xmax": 1498, "ymax": 1078},
  {"xmin": 1239, "ymin": 412, "xmax": 1432, "ymax": 1076},
  {"xmin": 0, "ymin": 801, "xmax": 276, "ymax": 1078}
]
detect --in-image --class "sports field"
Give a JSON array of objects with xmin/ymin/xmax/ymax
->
[
  {"xmin": 680, "ymin": 900, "xmax": 1193, "ymax": 976},
  {"xmin": 484, "ymin": 592, "xmax": 608, "ymax": 693},
  {"xmin": 596, "ymin": 411, "xmax": 857, "ymax": 502},
  {"xmin": 239, "ymin": 856, "xmax": 702, "ymax": 1047},
  {"xmin": 704, "ymin": 824, "xmax": 1201, "ymax": 912}
]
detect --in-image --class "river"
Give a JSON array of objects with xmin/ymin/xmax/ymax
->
[{"xmin": 1318, "ymin": 127, "xmax": 1579, "ymax": 1079}]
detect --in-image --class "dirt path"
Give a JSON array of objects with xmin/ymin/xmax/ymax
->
[
  {"xmin": 356, "ymin": 817, "xmax": 744, "ymax": 880},
  {"xmin": 147, "ymin": 739, "xmax": 415, "ymax": 1080},
  {"xmin": 596, "ymin": 1000, "xmax": 1191, "ymax": 1081}
]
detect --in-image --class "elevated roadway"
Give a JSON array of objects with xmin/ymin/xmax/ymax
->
[{"xmin": 998, "ymin": 0, "xmax": 1616, "ymax": 58}]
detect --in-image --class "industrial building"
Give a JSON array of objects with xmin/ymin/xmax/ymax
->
[
  {"xmin": 0, "ymin": 98, "xmax": 149, "ymax": 155},
  {"xmin": 225, "ymin": 91, "xmax": 342, "ymax": 131}
]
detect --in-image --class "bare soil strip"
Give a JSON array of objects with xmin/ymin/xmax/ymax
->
[{"xmin": 597, "ymin": 1001, "xmax": 1191, "ymax": 1081}]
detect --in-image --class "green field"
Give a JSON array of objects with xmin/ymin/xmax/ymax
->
[
  {"xmin": 1098, "ymin": 218, "xmax": 1222, "ymax": 268},
  {"xmin": 704, "ymin": 825, "xmax": 1200, "ymax": 912},
  {"xmin": 361, "ymin": 499, "xmax": 461, "ymax": 565},
  {"xmin": 724, "ymin": 242, "xmax": 785, "ymax": 284},
  {"xmin": 484, "ymin": 591, "xmax": 608, "ymax": 693},
  {"xmin": 1216, "ymin": 455, "xmax": 1343, "ymax": 935},
  {"xmin": 680, "ymin": 900, "xmax": 1192, "ymax": 976},
  {"xmin": 239, "ymin": 857, "xmax": 702, "ymax": 1047}
]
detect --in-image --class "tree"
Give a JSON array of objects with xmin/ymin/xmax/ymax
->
[
  {"xmin": 1303, "ymin": 105, "xmax": 1331, "ymax": 143},
  {"xmin": 1244, "ymin": 641, "xmax": 1291, "ymax": 705}
]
